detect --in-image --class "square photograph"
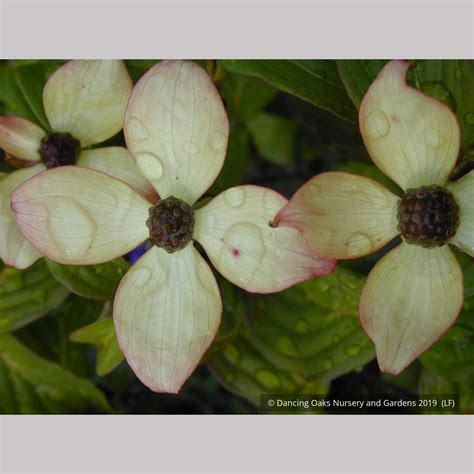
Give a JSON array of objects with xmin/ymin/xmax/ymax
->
[{"xmin": 0, "ymin": 59, "xmax": 472, "ymax": 415}]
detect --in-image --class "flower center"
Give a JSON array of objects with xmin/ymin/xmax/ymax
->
[
  {"xmin": 40, "ymin": 132, "xmax": 81, "ymax": 169},
  {"xmin": 397, "ymin": 185, "xmax": 459, "ymax": 248},
  {"xmin": 147, "ymin": 196, "xmax": 195, "ymax": 253}
]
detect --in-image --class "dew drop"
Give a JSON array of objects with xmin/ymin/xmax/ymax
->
[
  {"xmin": 223, "ymin": 344, "xmax": 241, "ymax": 364},
  {"xmin": 255, "ymin": 369, "xmax": 280, "ymax": 390},
  {"xmin": 345, "ymin": 345, "xmax": 361, "ymax": 357},
  {"xmin": 210, "ymin": 131, "xmax": 227, "ymax": 152},
  {"xmin": 454, "ymin": 67, "xmax": 464, "ymax": 84},
  {"xmin": 321, "ymin": 358, "xmax": 334, "ymax": 370},
  {"xmin": 128, "ymin": 117, "xmax": 149, "ymax": 142},
  {"xmin": 424, "ymin": 127, "xmax": 443, "ymax": 148},
  {"xmin": 225, "ymin": 373, "xmax": 236, "ymax": 383},
  {"xmin": 48, "ymin": 200, "xmax": 97, "ymax": 259},
  {"xmin": 295, "ymin": 319, "xmax": 310, "ymax": 334},
  {"xmin": 224, "ymin": 187, "xmax": 246, "ymax": 208},
  {"xmin": 135, "ymin": 152, "xmax": 164, "ymax": 181},
  {"xmin": 132, "ymin": 267, "xmax": 151, "ymax": 288},
  {"xmin": 185, "ymin": 141, "xmax": 200, "ymax": 155},
  {"xmin": 346, "ymin": 232, "xmax": 373, "ymax": 255},
  {"xmin": 365, "ymin": 110, "xmax": 391, "ymax": 138},
  {"xmin": 277, "ymin": 336, "xmax": 300, "ymax": 357},
  {"xmin": 465, "ymin": 113, "xmax": 474, "ymax": 125}
]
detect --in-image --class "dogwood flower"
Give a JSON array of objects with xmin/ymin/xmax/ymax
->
[
  {"xmin": 275, "ymin": 60, "xmax": 472, "ymax": 375},
  {"xmin": 11, "ymin": 60, "xmax": 335, "ymax": 393},
  {"xmin": 0, "ymin": 60, "xmax": 154, "ymax": 269}
]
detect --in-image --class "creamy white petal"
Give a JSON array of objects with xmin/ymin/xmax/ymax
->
[
  {"xmin": 11, "ymin": 166, "xmax": 150, "ymax": 265},
  {"xmin": 0, "ymin": 165, "xmax": 44, "ymax": 269},
  {"xmin": 0, "ymin": 116, "xmax": 45, "ymax": 163},
  {"xmin": 360, "ymin": 242, "xmax": 463, "ymax": 375},
  {"xmin": 77, "ymin": 147, "xmax": 157, "ymax": 201},
  {"xmin": 194, "ymin": 185, "xmax": 335, "ymax": 293},
  {"xmin": 114, "ymin": 245, "xmax": 222, "ymax": 393},
  {"xmin": 448, "ymin": 170, "xmax": 474, "ymax": 256},
  {"xmin": 275, "ymin": 172, "xmax": 399, "ymax": 259},
  {"xmin": 124, "ymin": 60, "xmax": 229, "ymax": 204},
  {"xmin": 360, "ymin": 60, "xmax": 460, "ymax": 190},
  {"xmin": 43, "ymin": 60, "xmax": 132, "ymax": 147}
]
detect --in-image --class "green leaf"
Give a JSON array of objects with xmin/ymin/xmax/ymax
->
[
  {"xmin": 413, "ymin": 60, "xmax": 474, "ymax": 153},
  {"xmin": 209, "ymin": 123, "xmax": 250, "ymax": 195},
  {"xmin": 46, "ymin": 257, "xmax": 130, "ymax": 300},
  {"xmin": 0, "ymin": 334, "xmax": 111, "ymax": 413},
  {"xmin": 336, "ymin": 60, "xmax": 387, "ymax": 109},
  {"xmin": 247, "ymin": 112, "xmax": 298, "ymax": 165},
  {"xmin": 209, "ymin": 331, "xmax": 329, "ymax": 408},
  {"xmin": 205, "ymin": 279, "xmax": 245, "ymax": 358},
  {"xmin": 0, "ymin": 64, "xmax": 39, "ymax": 124},
  {"xmin": 418, "ymin": 369, "xmax": 474, "ymax": 414},
  {"xmin": 243, "ymin": 267, "xmax": 374, "ymax": 381},
  {"xmin": 0, "ymin": 260, "xmax": 69, "ymax": 333},
  {"xmin": 14, "ymin": 63, "xmax": 50, "ymax": 130},
  {"xmin": 420, "ymin": 325, "xmax": 474, "ymax": 382},
  {"xmin": 219, "ymin": 60, "xmax": 357, "ymax": 122},
  {"xmin": 221, "ymin": 73, "xmax": 277, "ymax": 122},
  {"xmin": 16, "ymin": 295, "xmax": 104, "ymax": 377},
  {"xmin": 71, "ymin": 317, "xmax": 124, "ymax": 376}
]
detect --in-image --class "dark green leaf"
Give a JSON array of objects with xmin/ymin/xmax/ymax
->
[
  {"xmin": 16, "ymin": 295, "xmax": 104, "ymax": 377},
  {"xmin": 247, "ymin": 112, "xmax": 298, "ymax": 165},
  {"xmin": 0, "ymin": 260, "xmax": 69, "ymax": 333},
  {"xmin": 336, "ymin": 60, "xmax": 387, "ymax": 108},
  {"xmin": 420, "ymin": 325, "xmax": 474, "ymax": 382},
  {"xmin": 0, "ymin": 64, "xmax": 39, "ymax": 124},
  {"xmin": 221, "ymin": 73, "xmax": 277, "ymax": 122},
  {"xmin": 46, "ymin": 257, "xmax": 130, "ymax": 300},
  {"xmin": 243, "ymin": 268, "xmax": 374, "ymax": 381},
  {"xmin": 220, "ymin": 60, "xmax": 357, "ymax": 121},
  {"xmin": 71, "ymin": 317, "xmax": 124, "ymax": 376},
  {"xmin": 14, "ymin": 63, "xmax": 50, "ymax": 130},
  {"xmin": 0, "ymin": 334, "xmax": 111, "ymax": 413},
  {"xmin": 413, "ymin": 60, "xmax": 474, "ymax": 153},
  {"xmin": 209, "ymin": 331, "xmax": 329, "ymax": 408}
]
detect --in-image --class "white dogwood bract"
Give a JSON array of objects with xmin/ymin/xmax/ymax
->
[
  {"xmin": 276, "ymin": 60, "xmax": 470, "ymax": 374},
  {"xmin": 0, "ymin": 60, "xmax": 154, "ymax": 269},
  {"xmin": 12, "ymin": 60, "xmax": 335, "ymax": 393}
]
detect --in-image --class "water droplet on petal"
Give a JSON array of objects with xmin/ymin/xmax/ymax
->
[
  {"xmin": 210, "ymin": 131, "xmax": 227, "ymax": 153},
  {"xmin": 48, "ymin": 200, "xmax": 97, "ymax": 259},
  {"xmin": 424, "ymin": 127, "xmax": 443, "ymax": 148},
  {"xmin": 132, "ymin": 267, "xmax": 151, "ymax": 288},
  {"xmin": 224, "ymin": 187, "xmax": 246, "ymax": 208},
  {"xmin": 255, "ymin": 370, "xmax": 280, "ymax": 390},
  {"xmin": 135, "ymin": 152, "xmax": 164, "ymax": 181},
  {"xmin": 346, "ymin": 232, "xmax": 373, "ymax": 255},
  {"xmin": 128, "ymin": 117, "xmax": 149, "ymax": 142},
  {"xmin": 185, "ymin": 141, "xmax": 199, "ymax": 156},
  {"xmin": 365, "ymin": 110, "xmax": 391, "ymax": 138}
]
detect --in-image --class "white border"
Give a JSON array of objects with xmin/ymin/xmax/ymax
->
[
  {"xmin": 0, "ymin": 0, "xmax": 473, "ymax": 58},
  {"xmin": 0, "ymin": 415, "xmax": 472, "ymax": 473},
  {"xmin": 0, "ymin": 1, "xmax": 473, "ymax": 473}
]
